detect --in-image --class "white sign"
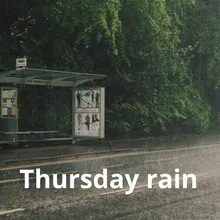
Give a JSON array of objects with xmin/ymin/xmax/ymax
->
[
  {"xmin": 73, "ymin": 88, "xmax": 105, "ymax": 138},
  {"xmin": 16, "ymin": 57, "xmax": 27, "ymax": 69}
]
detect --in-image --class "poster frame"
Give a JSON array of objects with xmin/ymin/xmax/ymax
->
[
  {"xmin": 1, "ymin": 87, "xmax": 18, "ymax": 119},
  {"xmin": 72, "ymin": 87, "xmax": 105, "ymax": 139}
]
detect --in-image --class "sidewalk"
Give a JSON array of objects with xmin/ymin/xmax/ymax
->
[{"xmin": 1, "ymin": 133, "xmax": 220, "ymax": 163}]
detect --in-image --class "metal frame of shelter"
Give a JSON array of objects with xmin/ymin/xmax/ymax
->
[{"xmin": 0, "ymin": 66, "xmax": 106, "ymax": 145}]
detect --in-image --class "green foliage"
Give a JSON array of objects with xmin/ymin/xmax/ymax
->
[{"xmin": 0, "ymin": 0, "xmax": 219, "ymax": 135}]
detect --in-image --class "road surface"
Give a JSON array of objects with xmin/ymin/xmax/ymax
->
[{"xmin": 0, "ymin": 142, "xmax": 220, "ymax": 219}]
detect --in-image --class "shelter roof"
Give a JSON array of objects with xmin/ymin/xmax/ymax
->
[{"xmin": 0, "ymin": 68, "xmax": 106, "ymax": 87}]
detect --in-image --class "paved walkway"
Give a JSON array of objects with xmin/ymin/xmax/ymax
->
[{"xmin": 1, "ymin": 133, "xmax": 220, "ymax": 162}]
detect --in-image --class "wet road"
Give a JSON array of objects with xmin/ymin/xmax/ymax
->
[{"xmin": 0, "ymin": 143, "xmax": 220, "ymax": 220}]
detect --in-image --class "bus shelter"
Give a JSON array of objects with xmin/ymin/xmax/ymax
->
[{"xmin": 0, "ymin": 60, "xmax": 105, "ymax": 145}]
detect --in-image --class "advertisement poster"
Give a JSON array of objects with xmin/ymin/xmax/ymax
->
[
  {"xmin": 75, "ymin": 89, "xmax": 100, "ymax": 108},
  {"xmin": 1, "ymin": 87, "xmax": 17, "ymax": 118},
  {"xmin": 74, "ymin": 88, "xmax": 105, "ymax": 138}
]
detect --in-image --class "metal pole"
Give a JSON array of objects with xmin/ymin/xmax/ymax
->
[{"xmin": 72, "ymin": 88, "xmax": 76, "ymax": 144}]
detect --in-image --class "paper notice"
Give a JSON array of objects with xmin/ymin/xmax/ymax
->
[
  {"xmin": 12, "ymin": 107, "xmax": 17, "ymax": 115},
  {"xmin": 2, "ymin": 107, "xmax": 8, "ymax": 116},
  {"xmin": 2, "ymin": 91, "xmax": 9, "ymax": 98}
]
